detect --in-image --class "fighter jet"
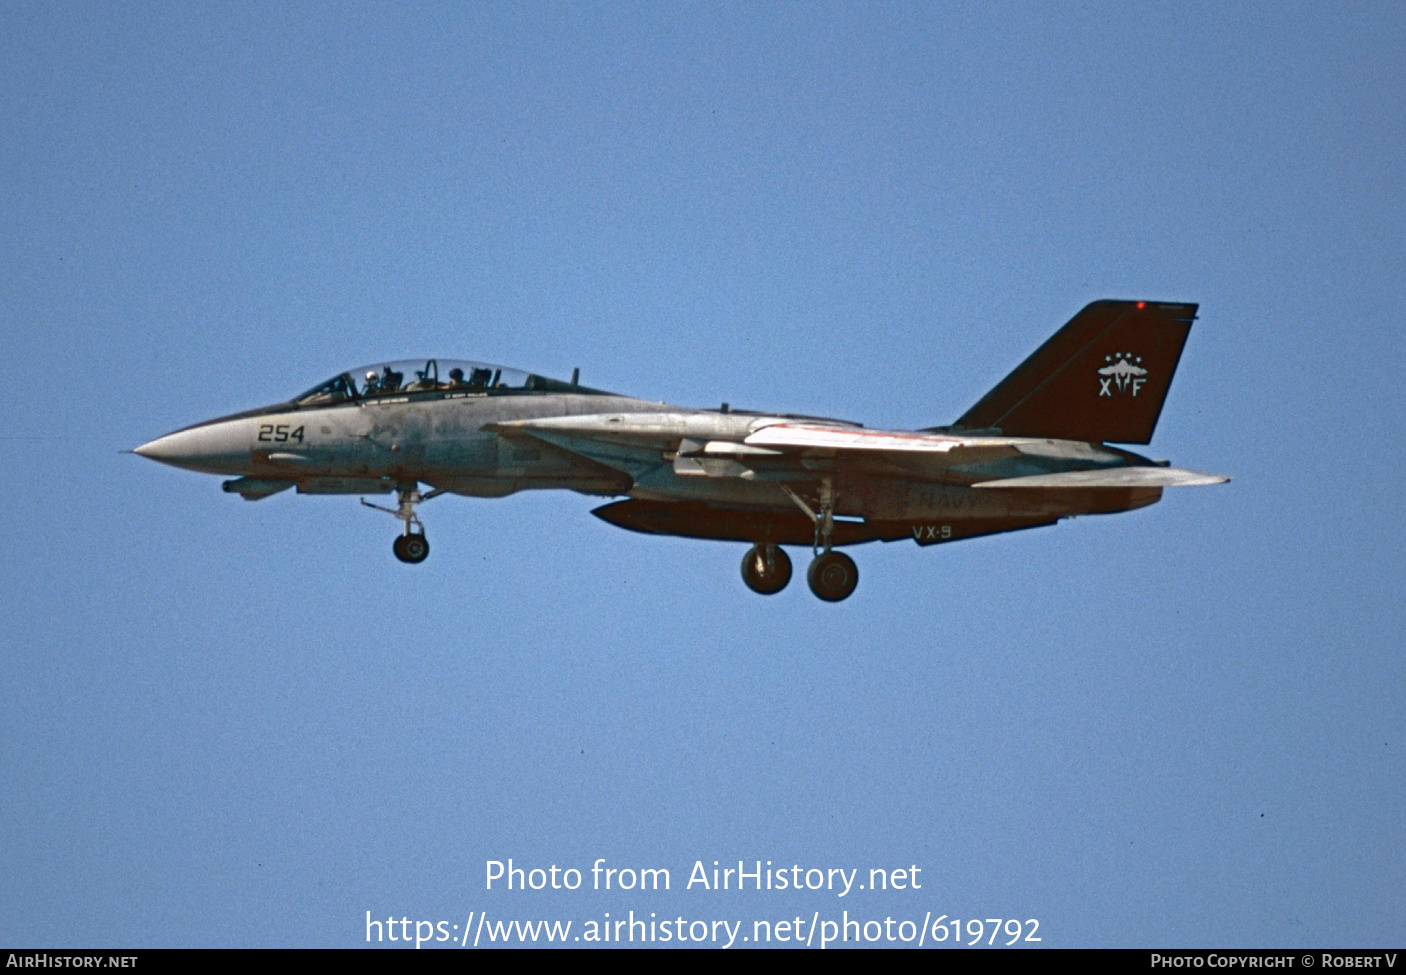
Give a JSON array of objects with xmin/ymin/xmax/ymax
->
[{"xmin": 134, "ymin": 299, "xmax": 1227, "ymax": 601}]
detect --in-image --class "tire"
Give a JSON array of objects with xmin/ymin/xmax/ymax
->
[
  {"xmin": 807, "ymin": 551, "xmax": 858, "ymax": 602},
  {"xmin": 741, "ymin": 544, "xmax": 792, "ymax": 595},
  {"xmin": 393, "ymin": 533, "xmax": 430, "ymax": 564}
]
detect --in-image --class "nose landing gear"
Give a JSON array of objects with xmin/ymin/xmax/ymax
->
[
  {"xmin": 392, "ymin": 532, "xmax": 429, "ymax": 564},
  {"xmin": 362, "ymin": 484, "xmax": 441, "ymax": 565}
]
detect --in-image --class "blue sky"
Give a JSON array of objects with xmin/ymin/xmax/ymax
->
[{"xmin": 1, "ymin": 1, "xmax": 1402, "ymax": 947}]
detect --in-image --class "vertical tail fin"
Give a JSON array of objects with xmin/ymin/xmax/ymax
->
[{"xmin": 955, "ymin": 300, "xmax": 1197, "ymax": 445}]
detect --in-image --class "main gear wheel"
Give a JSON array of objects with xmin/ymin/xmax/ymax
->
[
  {"xmin": 807, "ymin": 551, "xmax": 858, "ymax": 602},
  {"xmin": 741, "ymin": 544, "xmax": 792, "ymax": 595}
]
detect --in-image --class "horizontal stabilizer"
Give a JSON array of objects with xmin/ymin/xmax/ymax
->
[{"xmin": 973, "ymin": 467, "xmax": 1229, "ymax": 489}]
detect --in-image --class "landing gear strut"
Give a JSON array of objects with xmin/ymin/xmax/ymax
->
[
  {"xmin": 780, "ymin": 477, "xmax": 859, "ymax": 602},
  {"xmin": 362, "ymin": 484, "xmax": 440, "ymax": 565},
  {"xmin": 741, "ymin": 544, "xmax": 792, "ymax": 594}
]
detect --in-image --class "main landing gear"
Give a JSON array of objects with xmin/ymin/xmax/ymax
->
[
  {"xmin": 362, "ymin": 484, "xmax": 442, "ymax": 564},
  {"xmin": 740, "ymin": 477, "xmax": 858, "ymax": 602},
  {"xmin": 741, "ymin": 544, "xmax": 792, "ymax": 595},
  {"xmin": 806, "ymin": 550, "xmax": 858, "ymax": 603}
]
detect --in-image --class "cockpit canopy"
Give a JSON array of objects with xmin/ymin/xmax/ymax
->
[{"xmin": 295, "ymin": 359, "xmax": 582, "ymax": 406}]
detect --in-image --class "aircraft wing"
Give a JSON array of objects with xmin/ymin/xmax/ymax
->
[
  {"xmin": 487, "ymin": 414, "xmax": 1085, "ymax": 484},
  {"xmin": 742, "ymin": 422, "xmax": 1021, "ymax": 459},
  {"xmin": 972, "ymin": 467, "xmax": 1229, "ymax": 488},
  {"xmin": 489, "ymin": 415, "xmax": 1230, "ymax": 488}
]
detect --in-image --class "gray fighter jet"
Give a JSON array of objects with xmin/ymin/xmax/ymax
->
[{"xmin": 134, "ymin": 300, "xmax": 1227, "ymax": 601}]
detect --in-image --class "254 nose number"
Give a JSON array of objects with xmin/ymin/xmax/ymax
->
[{"xmin": 257, "ymin": 424, "xmax": 305, "ymax": 443}]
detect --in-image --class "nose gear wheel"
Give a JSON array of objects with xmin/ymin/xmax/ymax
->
[
  {"xmin": 393, "ymin": 533, "xmax": 429, "ymax": 563},
  {"xmin": 362, "ymin": 484, "xmax": 443, "ymax": 565}
]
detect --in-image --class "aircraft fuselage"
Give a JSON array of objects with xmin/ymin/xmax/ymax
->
[{"xmin": 134, "ymin": 302, "xmax": 1227, "ymax": 600}]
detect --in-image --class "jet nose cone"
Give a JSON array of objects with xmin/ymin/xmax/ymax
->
[
  {"xmin": 132, "ymin": 438, "xmax": 166, "ymax": 460},
  {"xmin": 133, "ymin": 431, "xmax": 199, "ymax": 467},
  {"xmin": 132, "ymin": 421, "xmax": 250, "ymax": 474}
]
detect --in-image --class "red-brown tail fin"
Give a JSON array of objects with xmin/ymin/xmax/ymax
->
[{"xmin": 955, "ymin": 300, "xmax": 1197, "ymax": 445}]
